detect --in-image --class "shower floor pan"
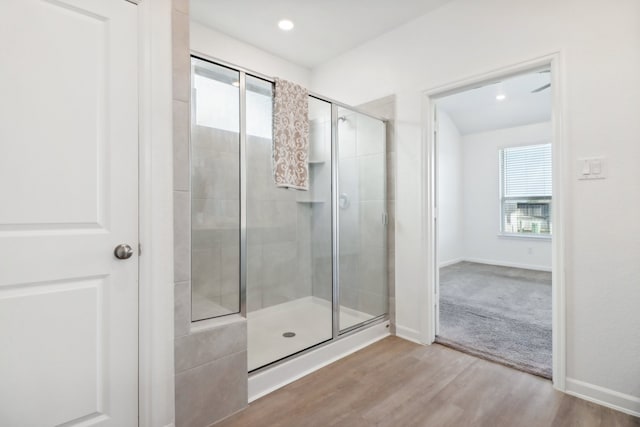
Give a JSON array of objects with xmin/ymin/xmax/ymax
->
[{"xmin": 248, "ymin": 296, "xmax": 372, "ymax": 371}]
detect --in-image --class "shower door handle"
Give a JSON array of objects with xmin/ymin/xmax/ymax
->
[{"xmin": 382, "ymin": 212, "xmax": 388, "ymax": 225}]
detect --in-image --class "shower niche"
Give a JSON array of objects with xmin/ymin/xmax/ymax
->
[{"xmin": 190, "ymin": 56, "xmax": 388, "ymax": 371}]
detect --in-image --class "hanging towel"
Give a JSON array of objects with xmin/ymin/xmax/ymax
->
[{"xmin": 272, "ymin": 78, "xmax": 310, "ymax": 190}]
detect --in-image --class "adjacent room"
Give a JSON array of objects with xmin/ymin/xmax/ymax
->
[
  {"xmin": 1, "ymin": 0, "xmax": 639, "ymax": 426},
  {"xmin": 434, "ymin": 70, "xmax": 553, "ymax": 378}
]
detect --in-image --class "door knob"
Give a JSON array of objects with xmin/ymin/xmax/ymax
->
[{"xmin": 114, "ymin": 244, "xmax": 134, "ymax": 260}]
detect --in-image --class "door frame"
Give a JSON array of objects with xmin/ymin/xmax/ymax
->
[
  {"xmin": 420, "ymin": 52, "xmax": 566, "ymax": 391},
  {"xmin": 137, "ymin": 0, "xmax": 175, "ymax": 426}
]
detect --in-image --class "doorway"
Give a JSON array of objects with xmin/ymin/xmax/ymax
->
[{"xmin": 427, "ymin": 61, "xmax": 563, "ymax": 381}]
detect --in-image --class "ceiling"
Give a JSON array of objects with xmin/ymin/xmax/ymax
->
[
  {"xmin": 436, "ymin": 71, "xmax": 552, "ymax": 135},
  {"xmin": 190, "ymin": 0, "xmax": 453, "ymax": 68}
]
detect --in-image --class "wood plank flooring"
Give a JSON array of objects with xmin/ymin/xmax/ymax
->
[{"xmin": 215, "ymin": 337, "xmax": 639, "ymax": 427}]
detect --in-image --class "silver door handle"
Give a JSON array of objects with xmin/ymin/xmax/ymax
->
[{"xmin": 114, "ymin": 244, "xmax": 134, "ymax": 260}]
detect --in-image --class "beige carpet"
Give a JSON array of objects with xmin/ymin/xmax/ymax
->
[{"xmin": 436, "ymin": 261, "xmax": 552, "ymax": 378}]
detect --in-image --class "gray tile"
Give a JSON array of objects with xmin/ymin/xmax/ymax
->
[
  {"xmin": 191, "ymin": 152, "xmax": 239, "ymax": 200},
  {"xmin": 358, "ymin": 153, "xmax": 385, "ymax": 201},
  {"xmin": 175, "ymin": 351, "xmax": 248, "ymax": 427},
  {"xmin": 175, "ymin": 319, "xmax": 247, "ymax": 373},
  {"xmin": 262, "ymin": 289, "xmax": 291, "ymax": 307},
  {"xmin": 339, "ymin": 254, "xmax": 359, "ymax": 295},
  {"xmin": 260, "ymin": 201, "xmax": 297, "ymax": 244},
  {"xmin": 247, "ymin": 288, "xmax": 263, "ymax": 312},
  {"xmin": 174, "ymin": 190, "xmax": 191, "ymax": 282},
  {"xmin": 262, "ymin": 241, "xmax": 298, "ymax": 289},
  {"xmin": 340, "ymin": 288, "xmax": 358, "ymax": 312},
  {"xmin": 312, "ymin": 255, "xmax": 332, "ymax": 301},
  {"xmin": 357, "ymin": 96, "xmax": 395, "ymax": 119},
  {"xmin": 359, "ymin": 244, "xmax": 386, "ymax": 292},
  {"xmin": 358, "ymin": 290, "xmax": 388, "ymax": 317},
  {"xmin": 296, "ymin": 204, "xmax": 313, "ymax": 241},
  {"xmin": 192, "ymin": 127, "xmax": 239, "ymax": 161},
  {"xmin": 386, "ymin": 150, "xmax": 396, "ymax": 201},
  {"xmin": 192, "ymin": 199, "xmax": 239, "ymax": 244},
  {"xmin": 360, "ymin": 200, "xmax": 386, "ymax": 249},
  {"xmin": 309, "ymin": 119, "xmax": 330, "ymax": 162},
  {"xmin": 220, "ymin": 292, "xmax": 240, "ymax": 313},
  {"xmin": 338, "ymin": 113, "xmax": 357, "ymax": 158},
  {"xmin": 192, "ymin": 247, "xmax": 221, "ymax": 300},
  {"xmin": 308, "ymin": 161, "xmax": 331, "ymax": 200},
  {"xmin": 389, "ymin": 296, "xmax": 396, "ymax": 334},
  {"xmin": 220, "ymin": 243, "xmax": 240, "ymax": 293},
  {"xmin": 173, "ymin": 100, "xmax": 190, "ymax": 191},
  {"xmin": 386, "ymin": 200, "xmax": 396, "ymax": 255},
  {"xmin": 174, "ymin": 281, "xmax": 191, "ymax": 338},
  {"xmin": 297, "ymin": 239, "xmax": 313, "ymax": 285},
  {"xmin": 246, "ymin": 244, "xmax": 263, "ymax": 300},
  {"xmin": 356, "ymin": 114, "xmax": 386, "ymax": 156},
  {"xmin": 338, "ymin": 156, "xmax": 359, "ymax": 203},
  {"xmin": 388, "ymin": 246, "xmax": 396, "ymax": 298},
  {"xmin": 386, "ymin": 120, "xmax": 396, "ymax": 153},
  {"xmin": 338, "ymin": 200, "xmax": 360, "ymax": 256},
  {"xmin": 172, "ymin": 10, "xmax": 190, "ymax": 103}
]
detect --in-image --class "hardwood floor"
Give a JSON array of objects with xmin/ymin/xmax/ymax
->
[{"xmin": 214, "ymin": 337, "xmax": 639, "ymax": 427}]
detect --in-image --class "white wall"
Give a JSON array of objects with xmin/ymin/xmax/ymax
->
[
  {"xmin": 312, "ymin": 0, "xmax": 640, "ymax": 412},
  {"xmin": 436, "ymin": 110, "xmax": 463, "ymax": 265},
  {"xmin": 462, "ymin": 122, "xmax": 552, "ymax": 271},
  {"xmin": 190, "ymin": 22, "xmax": 311, "ymax": 87}
]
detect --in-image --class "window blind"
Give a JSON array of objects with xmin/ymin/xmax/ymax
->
[{"xmin": 502, "ymin": 143, "xmax": 552, "ymax": 198}]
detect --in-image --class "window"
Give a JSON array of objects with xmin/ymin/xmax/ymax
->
[{"xmin": 500, "ymin": 143, "xmax": 552, "ymax": 236}]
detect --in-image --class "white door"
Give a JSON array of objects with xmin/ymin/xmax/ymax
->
[{"xmin": 0, "ymin": 0, "xmax": 139, "ymax": 425}]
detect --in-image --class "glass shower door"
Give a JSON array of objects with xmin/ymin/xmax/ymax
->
[
  {"xmin": 337, "ymin": 107, "xmax": 388, "ymax": 332},
  {"xmin": 190, "ymin": 59, "xmax": 241, "ymax": 321},
  {"xmin": 245, "ymin": 78, "xmax": 333, "ymax": 371}
]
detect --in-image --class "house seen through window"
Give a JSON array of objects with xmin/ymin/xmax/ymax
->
[{"xmin": 500, "ymin": 143, "xmax": 552, "ymax": 236}]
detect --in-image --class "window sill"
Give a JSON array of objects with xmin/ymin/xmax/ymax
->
[{"xmin": 497, "ymin": 233, "xmax": 552, "ymax": 241}]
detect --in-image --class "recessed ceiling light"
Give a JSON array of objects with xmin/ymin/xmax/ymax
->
[
  {"xmin": 496, "ymin": 94, "xmax": 506, "ymax": 101},
  {"xmin": 278, "ymin": 19, "xmax": 294, "ymax": 31}
]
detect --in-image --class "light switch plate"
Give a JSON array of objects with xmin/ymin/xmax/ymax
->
[{"xmin": 577, "ymin": 157, "xmax": 606, "ymax": 180}]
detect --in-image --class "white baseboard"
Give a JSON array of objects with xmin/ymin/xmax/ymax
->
[
  {"xmin": 248, "ymin": 321, "xmax": 390, "ymax": 402},
  {"xmin": 439, "ymin": 258, "xmax": 464, "ymax": 268},
  {"xmin": 565, "ymin": 378, "xmax": 640, "ymax": 417},
  {"xmin": 461, "ymin": 257, "xmax": 552, "ymax": 272},
  {"xmin": 395, "ymin": 325, "xmax": 424, "ymax": 344}
]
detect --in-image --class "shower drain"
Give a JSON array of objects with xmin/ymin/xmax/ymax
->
[{"xmin": 282, "ymin": 332, "xmax": 296, "ymax": 338}]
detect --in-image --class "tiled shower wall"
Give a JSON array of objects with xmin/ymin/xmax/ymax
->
[
  {"xmin": 308, "ymin": 118, "xmax": 334, "ymax": 303},
  {"xmin": 246, "ymin": 134, "xmax": 315, "ymax": 311},
  {"xmin": 191, "ymin": 126, "xmax": 240, "ymax": 319},
  {"xmin": 172, "ymin": 2, "xmax": 248, "ymax": 427}
]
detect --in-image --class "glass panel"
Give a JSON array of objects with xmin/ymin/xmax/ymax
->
[
  {"xmin": 246, "ymin": 82, "xmax": 333, "ymax": 370},
  {"xmin": 337, "ymin": 107, "xmax": 388, "ymax": 331},
  {"xmin": 190, "ymin": 58, "xmax": 240, "ymax": 321}
]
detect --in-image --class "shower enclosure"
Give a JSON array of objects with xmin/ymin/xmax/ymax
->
[{"xmin": 190, "ymin": 56, "xmax": 388, "ymax": 371}]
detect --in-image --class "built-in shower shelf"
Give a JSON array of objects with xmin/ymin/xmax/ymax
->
[{"xmin": 296, "ymin": 200, "xmax": 326, "ymax": 204}]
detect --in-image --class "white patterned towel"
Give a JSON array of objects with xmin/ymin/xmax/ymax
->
[{"xmin": 273, "ymin": 78, "xmax": 310, "ymax": 190}]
